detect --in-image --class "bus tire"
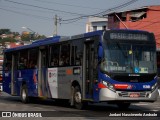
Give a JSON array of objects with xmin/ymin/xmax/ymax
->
[
  {"xmin": 117, "ymin": 103, "xmax": 130, "ymax": 109},
  {"xmin": 21, "ymin": 85, "xmax": 29, "ymax": 103},
  {"xmin": 73, "ymin": 86, "xmax": 86, "ymax": 110}
]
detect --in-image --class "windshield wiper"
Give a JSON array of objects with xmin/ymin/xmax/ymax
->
[{"xmin": 116, "ymin": 42, "xmax": 128, "ymax": 58}]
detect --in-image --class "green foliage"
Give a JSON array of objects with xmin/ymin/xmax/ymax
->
[
  {"xmin": 36, "ymin": 35, "xmax": 46, "ymax": 40},
  {"xmin": 21, "ymin": 34, "xmax": 30, "ymax": 41},
  {"xmin": 21, "ymin": 34, "xmax": 46, "ymax": 41},
  {"xmin": 0, "ymin": 37, "xmax": 16, "ymax": 45},
  {"xmin": 0, "ymin": 29, "xmax": 11, "ymax": 35},
  {"xmin": 0, "ymin": 28, "xmax": 46, "ymax": 42}
]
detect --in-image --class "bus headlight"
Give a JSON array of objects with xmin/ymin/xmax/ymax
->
[
  {"xmin": 102, "ymin": 80, "xmax": 115, "ymax": 92},
  {"xmin": 151, "ymin": 82, "xmax": 157, "ymax": 92}
]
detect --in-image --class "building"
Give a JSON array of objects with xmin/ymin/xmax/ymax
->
[
  {"xmin": 0, "ymin": 34, "xmax": 14, "ymax": 39},
  {"xmin": 108, "ymin": 5, "xmax": 160, "ymax": 48},
  {"xmin": 5, "ymin": 42, "xmax": 24, "ymax": 49},
  {"xmin": 86, "ymin": 16, "xmax": 108, "ymax": 32}
]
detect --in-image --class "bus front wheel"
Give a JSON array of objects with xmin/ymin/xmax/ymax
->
[
  {"xmin": 21, "ymin": 85, "xmax": 29, "ymax": 103},
  {"xmin": 73, "ymin": 86, "xmax": 86, "ymax": 109}
]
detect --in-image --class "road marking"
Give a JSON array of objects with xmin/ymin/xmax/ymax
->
[{"xmin": 133, "ymin": 103, "xmax": 148, "ymax": 106}]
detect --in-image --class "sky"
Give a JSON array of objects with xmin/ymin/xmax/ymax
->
[{"xmin": 0, "ymin": 0, "xmax": 160, "ymax": 37}]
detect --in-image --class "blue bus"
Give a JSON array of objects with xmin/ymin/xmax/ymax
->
[{"xmin": 3, "ymin": 29, "xmax": 159, "ymax": 109}]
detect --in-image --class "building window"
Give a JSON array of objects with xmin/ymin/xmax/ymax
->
[
  {"xmin": 103, "ymin": 26, "xmax": 106, "ymax": 30},
  {"xmin": 129, "ymin": 9, "xmax": 147, "ymax": 22},
  {"xmin": 93, "ymin": 26, "xmax": 97, "ymax": 31}
]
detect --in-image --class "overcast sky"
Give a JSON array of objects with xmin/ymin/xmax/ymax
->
[{"xmin": 0, "ymin": 0, "xmax": 160, "ymax": 37}]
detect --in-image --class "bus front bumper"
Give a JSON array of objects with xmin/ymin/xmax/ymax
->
[{"xmin": 99, "ymin": 88, "xmax": 159, "ymax": 102}]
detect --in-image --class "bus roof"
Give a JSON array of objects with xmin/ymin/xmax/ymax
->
[
  {"xmin": 4, "ymin": 30, "xmax": 104, "ymax": 53},
  {"xmin": 4, "ymin": 29, "xmax": 153, "ymax": 53}
]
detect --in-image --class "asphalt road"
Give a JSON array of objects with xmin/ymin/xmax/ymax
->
[{"xmin": 0, "ymin": 92, "xmax": 160, "ymax": 120}]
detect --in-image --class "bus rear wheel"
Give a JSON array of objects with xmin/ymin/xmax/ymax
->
[
  {"xmin": 21, "ymin": 85, "xmax": 29, "ymax": 103},
  {"xmin": 73, "ymin": 86, "xmax": 86, "ymax": 109}
]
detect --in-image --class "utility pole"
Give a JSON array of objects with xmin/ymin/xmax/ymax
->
[{"xmin": 53, "ymin": 14, "xmax": 58, "ymax": 36}]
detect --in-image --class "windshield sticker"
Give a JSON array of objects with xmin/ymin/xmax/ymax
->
[
  {"xmin": 109, "ymin": 66, "xmax": 126, "ymax": 72},
  {"xmin": 139, "ymin": 67, "xmax": 148, "ymax": 73},
  {"xmin": 129, "ymin": 50, "xmax": 132, "ymax": 54},
  {"xmin": 134, "ymin": 67, "xmax": 139, "ymax": 73},
  {"xmin": 134, "ymin": 67, "xmax": 148, "ymax": 73}
]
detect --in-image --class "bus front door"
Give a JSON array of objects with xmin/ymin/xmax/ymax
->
[
  {"xmin": 84, "ymin": 41, "xmax": 95, "ymax": 99},
  {"xmin": 11, "ymin": 54, "xmax": 18, "ymax": 95}
]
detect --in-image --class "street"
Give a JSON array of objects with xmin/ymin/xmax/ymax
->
[{"xmin": 0, "ymin": 91, "xmax": 160, "ymax": 120}]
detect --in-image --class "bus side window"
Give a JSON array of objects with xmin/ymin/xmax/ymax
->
[
  {"xmin": 71, "ymin": 39, "xmax": 83, "ymax": 66},
  {"xmin": 18, "ymin": 50, "xmax": 31, "ymax": 69},
  {"xmin": 4, "ymin": 53, "xmax": 12, "ymax": 71},
  {"xmin": 75, "ymin": 54, "xmax": 81, "ymax": 65},
  {"xmin": 60, "ymin": 44, "xmax": 70, "ymax": 66},
  {"xmin": 28, "ymin": 49, "xmax": 38, "ymax": 69},
  {"xmin": 18, "ymin": 57, "xmax": 26, "ymax": 69},
  {"xmin": 50, "ymin": 44, "xmax": 60, "ymax": 67},
  {"xmin": 5, "ymin": 62, "xmax": 11, "ymax": 71}
]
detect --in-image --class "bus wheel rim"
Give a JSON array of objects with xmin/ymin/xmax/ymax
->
[
  {"xmin": 75, "ymin": 92, "xmax": 81, "ymax": 103},
  {"xmin": 22, "ymin": 89, "xmax": 26, "ymax": 100}
]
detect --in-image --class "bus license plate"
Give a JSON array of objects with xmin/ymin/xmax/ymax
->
[{"xmin": 129, "ymin": 93, "xmax": 140, "ymax": 98}]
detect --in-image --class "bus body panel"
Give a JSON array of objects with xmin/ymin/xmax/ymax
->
[
  {"xmin": 2, "ymin": 30, "xmax": 159, "ymax": 106},
  {"xmin": 17, "ymin": 69, "xmax": 37, "ymax": 96},
  {"xmin": 3, "ymin": 71, "xmax": 11, "ymax": 94},
  {"xmin": 48, "ymin": 67, "xmax": 82, "ymax": 99}
]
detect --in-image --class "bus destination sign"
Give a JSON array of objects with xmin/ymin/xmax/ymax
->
[{"xmin": 110, "ymin": 33, "xmax": 148, "ymax": 41}]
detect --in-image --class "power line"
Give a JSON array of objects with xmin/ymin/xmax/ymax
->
[
  {"xmin": 0, "ymin": 5, "xmax": 80, "ymax": 20},
  {"xmin": 4, "ymin": 0, "xmax": 87, "ymax": 16},
  {"xmin": 0, "ymin": 7, "xmax": 52, "ymax": 21},
  {"xmin": 1, "ymin": 5, "xmax": 56, "ymax": 14},
  {"xmin": 4, "ymin": 0, "xmax": 139, "ymax": 25},
  {"xmin": 2, "ymin": 0, "xmax": 141, "ymax": 29},
  {"xmin": 33, "ymin": 0, "xmax": 105, "ymax": 10},
  {"xmin": 61, "ymin": 0, "xmax": 139, "ymax": 23},
  {"xmin": 95, "ymin": 0, "xmax": 139, "ymax": 16},
  {"xmin": 0, "ymin": 6, "xmax": 86, "ymax": 26}
]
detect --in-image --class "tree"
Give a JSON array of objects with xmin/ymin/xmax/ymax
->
[
  {"xmin": 0, "ymin": 37, "xmax": 16, "ymax": 45},
  {"xmin": 21, "ymin": 34, "xmax": 31, "ymax": 41},
  {"xmin": 21, "ymin": 33, "xmax": 46, "ymax": 41},
  {"xmin": 0, "ymin": 29, "xmax": 11, "ymax": 35}
]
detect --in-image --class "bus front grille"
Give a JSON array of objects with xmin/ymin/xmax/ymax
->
[{"xmin": 117, "ymin": 91, "xmax": 150, "ymax": 98}]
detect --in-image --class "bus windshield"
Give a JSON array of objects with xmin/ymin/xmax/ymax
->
[{"xmin": 100, "ymin": 42, "xmax": 156, "ymax": 74}]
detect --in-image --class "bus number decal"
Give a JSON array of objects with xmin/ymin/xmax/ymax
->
[{"xmin": 143, "ymin": 85, "xmax": 150, "ymax": 89}]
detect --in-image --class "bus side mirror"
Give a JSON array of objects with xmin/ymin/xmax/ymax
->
[{"xmin": 98, "ymin": 46, "xmax": 103, "ymax": 59}]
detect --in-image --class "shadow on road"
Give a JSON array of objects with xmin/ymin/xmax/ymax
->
[
  {"xmin": 0, "ymin": 91, "xmax": 153, "ymax": 112},
  {"xmin": 1, "ymin": 91, "xmax": 160, "ymax": 118}
]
